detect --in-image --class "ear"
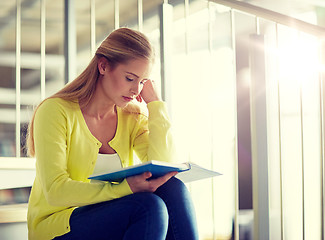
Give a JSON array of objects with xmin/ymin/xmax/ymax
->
[{"xmin": 98, "ymin": 57, "xmax": 109, "ymax": 75}]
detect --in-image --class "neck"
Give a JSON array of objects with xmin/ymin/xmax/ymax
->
[{"xmin": 81, "ymin": 96, "xmax": 116, "ymax": 120}]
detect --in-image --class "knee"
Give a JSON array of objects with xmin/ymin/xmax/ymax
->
[
  {"xmin": 158, "ymin": 177, "xmax": 188, "ymax": 195},
  {"xmin": 167, "ymin": 176, "xmax": 186, "ymax": 188},
  {"xmin": 124, "ymin": 193, "xmax": 169, "ymax": 238},
  {"xmin": 134, "ymin": 193, "xmax": 168, "ymax": 225},
  {"xmin": 144, "ymin": 193, "xmax": 168, "ymax": 217}
]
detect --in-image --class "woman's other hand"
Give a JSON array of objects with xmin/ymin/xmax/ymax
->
[
  {"xmin": 126, "ymin": 171, "xmax": 177, "ymax": 193},
  {"xmin": 139, "ymin": 80, "xmax": 160, "ymax": 104}
]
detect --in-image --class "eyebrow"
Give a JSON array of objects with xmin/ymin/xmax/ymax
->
[{"xmin": 126, "ymin": 72, "xmax": 139, "ymax": 78}]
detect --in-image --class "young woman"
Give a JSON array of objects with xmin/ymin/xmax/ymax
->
[{"xmin": 27, "ymin": 28, "xmax": 198, "ymax": 240}]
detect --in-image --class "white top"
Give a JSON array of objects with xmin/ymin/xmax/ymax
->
[{"xmin": 92, "ymin": 153, "xmax": 122, "ymax": 175}]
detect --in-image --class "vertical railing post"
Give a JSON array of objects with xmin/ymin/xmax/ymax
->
[
  {"xmin": 298, "ymin": 33, "xmax": 306, "ymax": 240},
  {"xmin": 15, "ymin": 0, "xmax": 21, "ymax": 158},
  {"xmin": 114, "ymin": 0, "xmax": 119, "ymax": 29},
  {"xmin": 230, "ymin": 9, "xmax": 240, "ymax": 240},
  {"xmin": 40, "ymin": 0, "xmax": 46, "ymax": 100},
  {"xmin": 64, "ymin": 0, "xmax": 77, "ymax": 84},
  {"xmin": 159, "ymin": 2, "xmax": 173, "ymax": 111},
  {"xmin": 275, "ymin": 23, "xmax": 284, "ymax": 240},
  {"xmin": 320, "ymin": 39, "xmax": 325, "ymax": 240},
  {"xmin": 90, "ymin": 0, "xmax": 96, "ymax": 55},
  {"xmin": 208, "ymin": 2, "xmax": 216, "ymax": 239},
  {"xmin": 249, "ymin": 34, "xmax": 270, "ymax": 240},
  {"xmin": 137, "ymin": 0, "xmax": 143, "ymax": 32}
]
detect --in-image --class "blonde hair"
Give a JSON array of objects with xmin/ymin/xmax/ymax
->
[{"xmin": 26, "ymin": 28, "xmax": 154, "ymax": 157}]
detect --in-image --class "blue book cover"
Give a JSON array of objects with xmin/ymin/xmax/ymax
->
[{"xmin": 88, "ymin": 160, "xmax": 191, "ymax": 182}]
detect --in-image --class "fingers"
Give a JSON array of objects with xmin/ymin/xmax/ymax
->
[
  {"xmin": 136, "ymin": 95, "xmax": 142, "ymax": 103},
  {"xmin": 146, "ymin": 79, "xmax": 155, "ymax": 87},
  {"xmin": 144, "ymin": 171, "xmax": 178, "ymax": 192},
  {"xmin": 126, "ymin": 171, "xmax": 177, "ymax": 193},
  {"xmin": 148, "ymin": 171, "xmax": 177, "ymax": 187},
  {"xmin": 140, "ymin": 79, "xmax": 160, "ymax": 103},
  {"xmin": 126, "ymin": 172, "xmax": 152, "ymax": 193},
  {"xmin": 142, "ymin": 171, "xmax": 152, "ymax": 179}
]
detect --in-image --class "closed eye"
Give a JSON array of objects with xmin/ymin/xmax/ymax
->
[{"xmin": 126, "ymin": 76, "xmax": 134, "ymax": 82}]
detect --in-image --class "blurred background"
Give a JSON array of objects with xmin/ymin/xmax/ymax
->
[{"xmin": 1, "ymin": 0, "xmax": 325, "ymax": 239}]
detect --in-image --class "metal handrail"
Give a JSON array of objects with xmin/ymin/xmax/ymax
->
[{"xmin": 210, "ymin": 0, "xmax": 325, "ymax": 38}]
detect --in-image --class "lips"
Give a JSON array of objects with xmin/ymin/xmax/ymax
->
[{"xmin": 123, "ymin": 96, "xmax": 133, "ymax": 102}]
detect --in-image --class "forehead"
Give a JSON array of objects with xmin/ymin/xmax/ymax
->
[{"xmin": 117, "ymin": 58, "xmax": 152, "ymax": 78}]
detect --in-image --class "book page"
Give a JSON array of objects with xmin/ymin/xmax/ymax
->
[{"xmin": 176, "ymin": 163, "xmax": 221, "ymax": 183}]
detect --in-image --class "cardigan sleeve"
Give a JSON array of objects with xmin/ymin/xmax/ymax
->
[
  {"xmin": 133, "ymin": 101, "xmax": 176, "ymax": 163},
  {"xmin": 33, "ymin": 99, "xmax": 132, "ymax": 207}
]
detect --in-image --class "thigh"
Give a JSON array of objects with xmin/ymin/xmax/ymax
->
[{"xmin": 54, "ymin": 192, "xmax": 169, "ymax": 240}]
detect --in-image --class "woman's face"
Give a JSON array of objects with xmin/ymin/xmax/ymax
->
[{"xmin": 97, "ymin": 57, "xmax": 151, "ymax": 108}]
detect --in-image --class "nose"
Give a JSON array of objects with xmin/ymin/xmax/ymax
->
[{"xmin": 130, "ymin": 81, "xmax": 142, "ymax": 95}]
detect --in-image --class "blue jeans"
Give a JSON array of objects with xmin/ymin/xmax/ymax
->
[{"xmin": 53, "ymin": 177, "xmax": 198, "ymax": 240}]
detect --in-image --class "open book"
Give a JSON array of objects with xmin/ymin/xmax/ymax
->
[{"xmin": 88, "ymin": 160, "xmax": 221, "ymax": 183}]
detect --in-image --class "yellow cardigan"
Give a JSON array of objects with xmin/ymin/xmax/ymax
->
[{"xmin": 27, "ymin": 98, "xmax": 175, "ymax": 240}]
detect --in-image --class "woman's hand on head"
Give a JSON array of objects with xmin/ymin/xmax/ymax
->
[
  {"xmin": 139, "ymin": 80, "xmax": 160, "ymax": 104},
  {"xmin": 126, "ymin": 171, "xmax": 177, "ymax": 193}
]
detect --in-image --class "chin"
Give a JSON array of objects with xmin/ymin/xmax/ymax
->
[{"xmin": 116, "ymin": 101, "xmax": 130, "ymax": 108}]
